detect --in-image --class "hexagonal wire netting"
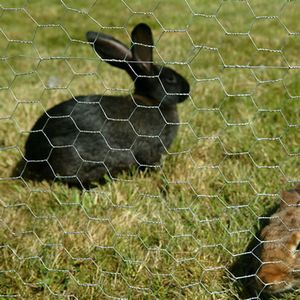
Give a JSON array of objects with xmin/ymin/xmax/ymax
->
[{"xmin": 1, "ymin": 0, "xmax": 300, "ymax": 299}]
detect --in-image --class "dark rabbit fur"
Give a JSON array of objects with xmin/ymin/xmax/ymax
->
[{"xmin": 20, "ymin": 23, "xmax": 190, "ymax": 187}]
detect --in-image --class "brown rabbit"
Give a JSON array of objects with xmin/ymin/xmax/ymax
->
[{"xmin": 255, "ymin": 185, "xmax": 300, "ymax": 294}]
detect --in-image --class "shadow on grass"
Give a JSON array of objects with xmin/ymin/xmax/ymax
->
[
  {"xmin": 11, "ymin": 158, "xmax": 98, "ymax": 189},
  {"xmin": 11, "ymin": 158, "xmax": 160, "ymax": 190}
]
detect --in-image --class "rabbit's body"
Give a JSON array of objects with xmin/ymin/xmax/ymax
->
[
  {"xmin": 25, "ymin": 94, "xmax": 179, "ymax": 185},
  {"xmin": 255, "ymin": 187, "xmax": 300, "ymax": 294},
  {"xmin": 21, "ymin": 23, "xmax": 190, "ymax": 187}
]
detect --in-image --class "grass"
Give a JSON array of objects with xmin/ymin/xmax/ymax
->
[{"xmin": 1, "ymin": 0, "xmax": 300, "ymax": 299}]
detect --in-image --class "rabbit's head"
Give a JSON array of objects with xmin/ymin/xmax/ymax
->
[
  {"xmin": 255, "ymin": 188, "xmax": 300, "ymax": 294},
  {"xmin": 86, "ymin": 23, "xmax": 190, "ymax": 106}
]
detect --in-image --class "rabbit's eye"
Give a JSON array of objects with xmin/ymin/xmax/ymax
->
[
  {"xmin": 165, "ymin": 74, "xmax": 177, "ymax": 84},
  {"xmin": 296, "ymin": 242, "xmax": 300, "ymax": 251}
]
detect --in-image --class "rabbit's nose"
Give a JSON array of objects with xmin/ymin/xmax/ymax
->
[{"xmin": 86, "ymin": 31, "xmax": 99, "ymax": 43}]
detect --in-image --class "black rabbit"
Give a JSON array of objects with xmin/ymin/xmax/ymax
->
[{"xmin": 20, "ymin": 23, "xmax": 190, "ymax": 188}]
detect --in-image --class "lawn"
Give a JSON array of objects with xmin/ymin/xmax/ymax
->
[{"xmin": 1, "ymin": 0, "xmax": 300, "ymax": 299}]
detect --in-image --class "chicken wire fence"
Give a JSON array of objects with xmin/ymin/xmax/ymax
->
[{"xmin": 1, "ymin": 0, "xmax": 300, "ymax": 299}]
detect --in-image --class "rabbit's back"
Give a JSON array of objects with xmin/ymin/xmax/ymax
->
[{"xmin": 24, "ymin": 95, "xmax": 179, "ymax": 184}]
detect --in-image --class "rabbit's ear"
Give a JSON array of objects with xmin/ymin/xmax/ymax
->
[
  {"xmin": 131, "ymin": 23, "xmax": 154, "ymax": 73},
  {"xmin": 281, "ymin": 189, "xmax": 300, "ymax": 208},
  {"xmin": 86, "ymin": 31, "xmax": 133, "ymax": 72}
]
